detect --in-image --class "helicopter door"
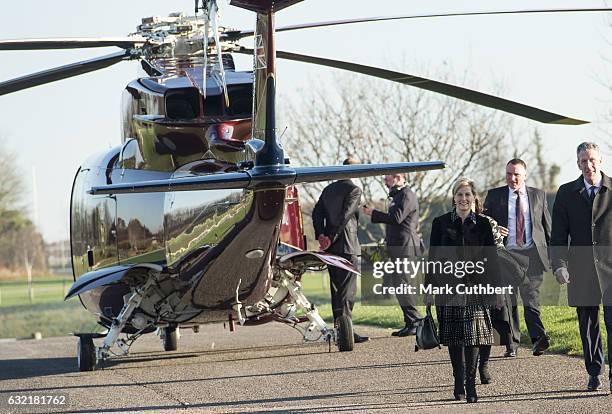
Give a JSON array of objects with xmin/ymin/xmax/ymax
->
[
  {"xmin": 71, "ymin": 166, "xmax": 119, "ymax": 278},
  {"xmin": 112, "ymin": 139, "xmax": 169, "ymax": 264}
]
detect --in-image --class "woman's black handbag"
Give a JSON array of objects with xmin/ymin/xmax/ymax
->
[{"xmin": 414, "ymin": 305, "xmax": 441, "ymax": 351}]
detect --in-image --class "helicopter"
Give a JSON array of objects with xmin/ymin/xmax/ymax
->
[{"xmin": 0, "ymin": 0, "xmax": 607, "ymax": 371}]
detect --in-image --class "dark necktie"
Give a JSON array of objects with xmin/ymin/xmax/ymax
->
[
  {"xmin": 589, "ymin": 186, "xmax": 596, "ymax": 204},
  {"xmin": 515, "ymin": 191, "xmax": 525, "ymax": 247}
]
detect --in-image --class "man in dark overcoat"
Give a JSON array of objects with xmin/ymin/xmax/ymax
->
[
  {"xmin": 312, "ymin": 157, "xmax": 369, "ymax": 343},
  {"xmin": 551, "ymin": 141, "xmax": 612, "ymax": 392}
]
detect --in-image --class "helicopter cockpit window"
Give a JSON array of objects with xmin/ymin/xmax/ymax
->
[{"xmin": 120, "ymin": 138, "xmax": 145, "ymax": 170}]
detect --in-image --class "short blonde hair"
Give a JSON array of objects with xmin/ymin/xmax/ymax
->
[{"xmin": 452, "ymin": 177, "xmax": 483, "ymax": 214}]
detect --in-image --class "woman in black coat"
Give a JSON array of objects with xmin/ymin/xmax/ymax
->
[{"xmin": 426, "ymin": 178, "xmax": 500, "ymax": 403}]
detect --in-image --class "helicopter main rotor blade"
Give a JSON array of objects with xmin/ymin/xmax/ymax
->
[
  {"xmin": 235, "ymin": 48, "xmax": 586, "ymax": 125},
  {"xmin": 0, "ymin": 37, "xmax": 147, "ymax": 50},
  {"xmin": 0, "ymin": 50, "xmax": 132, "ymax": 96},
  {"xmin": 223, "ymin": 7, "xmax": 612, "ymax": 40}
]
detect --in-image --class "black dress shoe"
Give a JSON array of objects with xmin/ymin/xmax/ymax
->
[
  {"xmin": 503, "ymin": 347, "xmax": 517, "ymax": 358},
  {"xmin": 587, "ymin": 375, "xmax": 602, "ymax": 391},
  {"xmin": 391, "ymin": 325, "xmax": 417, "ymax": 337},
  {"xmin": 532, "ymin": 334, "xmax": 550, "ymax": 356},
  {"xmin": 353, "ymin": 333, "xmax": 370, "ymax": 343}
]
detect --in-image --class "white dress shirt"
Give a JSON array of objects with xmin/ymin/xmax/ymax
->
[
  {"xmin": 507, "ymin": 185, "xmax": 533, "ymax": 249},
  {"xmin": 583, "ymin": 175, "xmax": 602, "ymax": 197}
]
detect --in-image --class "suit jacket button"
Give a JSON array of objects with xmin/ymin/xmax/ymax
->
[
  {"xmin": 593, "ymin": 241, "xmax": 598, "ymax": 245},
  {"xmin": 592, "ymin": 223, "xmax": 596, "ymax": 227}
]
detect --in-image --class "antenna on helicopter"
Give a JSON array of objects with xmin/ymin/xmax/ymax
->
[
  {"xmin": 196, "ymin": 1, "xmax": 230, "ymax": 108},
  {"xmin": 208, "ymin": 1, "xmax": 230, "ymax": 108},
  {"xmin": 194, "ymin": 0, "xmax": 208, "ymax": 99},
  {"xmin": 199, "ymin": 1, "xmax": 210, "ymax": 100}
]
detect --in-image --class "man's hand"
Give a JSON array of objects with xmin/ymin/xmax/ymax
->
[
  {"xmin": 497, "ymin": 225, "xmax": 509, "ymax": 238},
  {"xmin": 362, "ymin": 206, "xmax": 373, "ymax": 216},
  {"xmin": 554, "ymin": 267, "xmax": 570, "ymax": 284},
  {"xmin": 318, "ymin": 235, "xmax": 331, "ymax": 251}
]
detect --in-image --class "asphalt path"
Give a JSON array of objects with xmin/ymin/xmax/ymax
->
[{"xmin": 0, "ymin": 323, "xmax": 610, "ymax": 413}]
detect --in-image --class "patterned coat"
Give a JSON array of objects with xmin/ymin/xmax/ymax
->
[{"xmin": 427, "ymin": 210, "xmax": 499, "ymax": 346}]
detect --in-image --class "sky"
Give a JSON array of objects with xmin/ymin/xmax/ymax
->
[{"xmin": 0, "ymin": 0, "xmax": 611, "ymax": 242}]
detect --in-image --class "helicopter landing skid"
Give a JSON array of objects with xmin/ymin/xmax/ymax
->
[
  {"xmin": 76, "ymin": 276, "xmax": 157, "ymax": 371},
  {"xmin": 279, "ymin": 270, "xmax": 353, "ymax": 352}
]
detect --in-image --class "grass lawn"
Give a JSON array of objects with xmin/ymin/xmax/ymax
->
[
  {"xmin": 0, "ymin": 276, "xmax": 99, "ymax": 339},
  {"xmin": 0, "ymin": 276, "xmax": 73, "ymax": 307},
  {"xmin": 0, "ymin": 273, "xmax": 606, "ymax": 362},
  {"xmin": 0, "ymin": 301, "xmax": 99, "ymax": 339}
]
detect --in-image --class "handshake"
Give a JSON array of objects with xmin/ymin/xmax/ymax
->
[{"xmin": 554, "ymin": 267, "xmax": 570, "ymax": 284}]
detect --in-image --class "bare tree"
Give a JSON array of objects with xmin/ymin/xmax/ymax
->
[
  {"xmin": 282, "ymin": 69, "xmax": 522, "ymax": 240},
  {"xmin": 525, "ymin": 128, "xmax": 561, "ymax": 192},
  {"xmin": 0, "ymin": 140, "xmax": 23, "ymax": 211},
  {"xmin": 0, "ymin": 139, "xmax": 47, "ymax": 274}
]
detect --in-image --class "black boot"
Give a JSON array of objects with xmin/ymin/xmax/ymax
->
[
  {"xmin": 478, "ymin": 345, "xmax": 492, "ymax": 384},
  {"xmin": 465, "ymin": 346, "xmax": 479, "ymax": 403},
  {"xmin": 465, "ymin": 380, "xmax": 478, "ymax": 403},
  {"xmin": 454, "ymin": 377, "xmax": 465, "ymax": 401},
  {"xmin": 448, "ymin": 345, "xmax": 465, "ymax": 400}
]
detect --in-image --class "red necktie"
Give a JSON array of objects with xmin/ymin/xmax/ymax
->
[{"xmin": 515, "ymin": 191, "xmax": 525, "ymax": 247}]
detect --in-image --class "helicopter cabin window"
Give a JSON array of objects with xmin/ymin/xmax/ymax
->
[
  {"xmin": 165, "ymin": 88, "xmax": 200, "ymax": 119},
  {"xmin": 203, "ymin": 93, "xmax": 223, "ymax": 116},
  {"xmin": 120, "ymin": 139, "xmax": 145, "ymax": 170},
  {"xmin": 226, "ymin": 84, "xmax": 253, "ymax": 116}
]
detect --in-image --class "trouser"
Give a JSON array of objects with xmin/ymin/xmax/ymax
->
[
  {"xmin": 448, "ymin": 345, "xmax": 486, "ymax": 386},
  {"xmin": 328, "ymin": 253, "xmax": 359, "ymax": 321},
  {"xmin": 479, "ymin": 345, "xmax": 491, "ymax": 372},
  {"xmin": 576, "ymin": 306, "xmax": 612, "ymax": 378},
  {"xmin": 392, "ymin": 272, "xmax": 422, "ymax": 324},
  {"xmin": 510, "ymin": 247, "xmax": 547, "ymax": 343},
  {"xmin": 388, "ymin": 252, "xmax": 422, "ymax": 325}
]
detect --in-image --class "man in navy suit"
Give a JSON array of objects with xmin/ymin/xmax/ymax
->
[
  {"xmin": 484, "ymin": 159, "xmax": 551, "ymax": 357},
  {"xmin": 551, "ymin": 142, "xmax": 612, "ymax": 392}
]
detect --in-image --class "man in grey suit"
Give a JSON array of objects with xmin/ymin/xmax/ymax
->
[
  {"xmin": 484, "ymin": 159, "xmax": 551, "ymax": 357},
  {"xmin": 363, "ymin": 173, "xmax": 423, "ymax": 336},
  {"xmin": 551, "ymin": 142, "xmax": 612, "ymax": 392},
  {"xmin": 312, "ymin": 157, "xmax": 369, "ymax": 343}
]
